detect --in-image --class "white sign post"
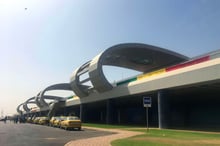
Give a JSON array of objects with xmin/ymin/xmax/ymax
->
[{"xmin": 143, "ymin": 97, "xmax": 152, "ymax": 132}]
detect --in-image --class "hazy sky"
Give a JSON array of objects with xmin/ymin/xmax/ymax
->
[{"xmin": 1, "ymin": 0, "xmax": 220, "ymax": 116}]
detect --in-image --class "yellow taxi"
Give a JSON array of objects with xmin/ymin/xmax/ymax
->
[
  {"xmin": 33, "ymin": 117, "xmax": 41, "ymax": 124},
  {"xmin": 60, "ymin": 116, "xmax": 81, "ymax": 130},
  {"xmin": 49, "ymin": 116, "xmax": 57, "ymax": 126},
  {"xmin": 53, "ymin": 116, "xmax": 66, "ymax": 127},
  {"xmin": 38, "ymin": 117, "xmax": 49, "ymax": 125},
  {"xmin": 26, "ymin": 117, "xmax": 33, "ymax": 123}
]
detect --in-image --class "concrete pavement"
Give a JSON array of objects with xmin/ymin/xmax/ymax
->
[
  {"xmin": 0, "ymin": 122, "xmax": 113, "ymax": 146},
  {"xmin": 65, "ymin": 126, "xmax": 143, "ymax": 146}
]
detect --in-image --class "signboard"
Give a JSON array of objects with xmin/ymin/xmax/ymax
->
[
  {"xmin": 143, "ymin": 96, "xmax": 151, "ymax": 131},
  {"xmin": 143, "ymin": 97, "xmax": 152, "ymax": 107}
]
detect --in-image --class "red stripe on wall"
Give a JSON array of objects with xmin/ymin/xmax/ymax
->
[{"xmin": 166, "ymin": 56, "xmax": 210, "ymax": 72}]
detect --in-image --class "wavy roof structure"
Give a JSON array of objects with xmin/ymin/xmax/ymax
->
[{"xmin": 70, "ymin": 43, "xmax": 189, "ymax": 98}]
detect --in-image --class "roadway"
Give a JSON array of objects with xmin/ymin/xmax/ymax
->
[{"xmin": 0, "ymin": 121, "xmax": 114, "ymax": 146}]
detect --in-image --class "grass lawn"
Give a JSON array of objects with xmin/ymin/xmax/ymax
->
[
  {"xmin": 82, "ymin": 123, "xmax": 220, "ymax": 146},
  {"xmin": 112, "ymin": 129, "xmax": 220, "ymax": 146},
  {"xmin": 82, "ymin": 123, "xmax": 142, "ymax": 129}
]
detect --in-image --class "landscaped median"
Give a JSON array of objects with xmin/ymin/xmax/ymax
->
[
  {"xmin": 112, "ymin": 129, "xmax": 220, "ymax": 146},
  {"xmin": 83, "ymin": 123, "xmax": 220, "ymax": 146}
]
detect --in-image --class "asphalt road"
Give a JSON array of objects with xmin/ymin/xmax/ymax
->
[{"xmin": 0, "ymin": 121, "xmax": 114, "ymax": 146}]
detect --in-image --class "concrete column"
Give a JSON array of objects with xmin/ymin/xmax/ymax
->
[
  {"xmin": 100, "ymin": 111, "xmax": 103, "ymax": 122},
  {"xmin": 80, "ymin": 104, "xmax": 85, "ymax": 122},
  {"xmin": 63, "ymin": 107, "xmax": 67, "ymax": 116},
  {"xmin": 158, "ymin": 90, "xmax": 170, "ymax": 129},
  {"xmin": 118, "ymin": 109, "xmax": 121, "ymax": 124},
  {"xmin": 106, "ymin": 99, "xmax": 113, "ymax": 124}
]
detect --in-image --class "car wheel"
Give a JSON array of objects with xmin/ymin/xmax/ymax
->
[{"xmin": 65, "ymin": 126, "xmax": 68, "ymax": 131}]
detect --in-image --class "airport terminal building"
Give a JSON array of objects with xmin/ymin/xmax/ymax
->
[{"xmin": 17, "ymin": 43, "xmax": 220, "ymax": 130}]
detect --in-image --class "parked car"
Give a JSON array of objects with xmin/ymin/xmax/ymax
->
[
  {"xmin": 49, "ymin": 116, "xmax": 57, "ymax": 126},
  {"xmin": 38, "ymin": 117, "xmax": 49, "ymax": 125},
  {"xmin": 53, "ymin": 116, "xmax": 66, "ymax": 127},
  {"xmin": 60, "ymin": 116, "xmax": 81, "ymax": 130},
  {"xmin": 26, "ymin": 117, "xmax": 33, "ymax": 123},
  {"xmin": 33, "ymin": 117, "xmax": 41, "ymax": 124}
]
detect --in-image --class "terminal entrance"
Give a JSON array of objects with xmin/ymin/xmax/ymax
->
[
  {"xmin": 62, "ymin": 82, "xmax": 220, "ymax": 131},
  {"xmin": 24, "ymin": 81, "xmax": 220, "ymax": 131}
]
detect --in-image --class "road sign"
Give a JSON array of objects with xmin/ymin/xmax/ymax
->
[
  {"xmin": 143, "ymin": 96, "xmax": 151, "ymax": 132},
  {"xmin": 143, "ymin": 97, "xmax": 152, "ymax": 107}
]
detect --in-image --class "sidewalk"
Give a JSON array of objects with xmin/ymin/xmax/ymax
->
[{"xmin": 65, "ymin": 126, "xmax": 143, "ymax": 146}]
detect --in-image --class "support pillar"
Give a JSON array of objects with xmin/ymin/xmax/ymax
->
[
  {"xmin": 106, "ymin": 99, "xmax": 113, "ymax": 124},
  {"xmin": 63, "ymin": 107, "xmax": 67, "ymax": 116},
  {"xmin": 118, "ymin": 109, "xmax": 121, "ymax": 124},
  {"xmin": 80, "ymin": 104, "xmax": 85, "ymax": 122},
  {"xmin": 100, "ymin": 111, "xmax": 104, "ymax": 123},
  {"xmin": 158, "ymin": 90, "xmax": 170, "ymax": 129}
]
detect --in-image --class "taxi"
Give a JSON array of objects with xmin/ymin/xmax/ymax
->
[
  {"xmin": 38, "ymin": 117, "xmax": 49, "ymax": 125},
  {"xmin": 49, "ymin": 116, "xmax": 57, "ymax": 126},
  {"xmin": 33, "ymin": 117, "xmax": 41, "ymax": 124},
  {"xmin": 60, "ymin": 116, "xmax": 81, "ymax": 130},
  {"xmin": 26, "ymin": 117, "xmax": 33, "ymax": 123},
  {"xmin": 53, "ymin": 116, "xmax": 66, "ymax": 127}
]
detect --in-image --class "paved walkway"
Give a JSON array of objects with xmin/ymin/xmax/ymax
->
[{"xmin": 65, "ymin": 126, "xmax": 143, "ymax": 146}]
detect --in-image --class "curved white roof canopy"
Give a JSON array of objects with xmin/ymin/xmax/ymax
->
[
  {"xmin": 37, "ymin": 83, "xmax": 73, "ymax": 108},
  {"xmin": 70, "ymin": 43, "xmax": 189, "ymax": 98},
  {"xmin": 23, "ymin": 97, "xmax": 36, "ymax": 112},
  {"xmin": 17, "ymin": 103, "xmax": 25, "ymax": 114}
]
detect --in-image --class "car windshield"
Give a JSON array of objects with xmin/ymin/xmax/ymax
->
[
  {"xmin": 55, "ymin": 117, "xmax": 61, "ymax": 120},
  {"xmin": 68, "ymin": 117, "xmax": 79, "ymax": 120},
  {"xmin": 60, "ymin": 117, "xmax": 67, "ymax": 120}
]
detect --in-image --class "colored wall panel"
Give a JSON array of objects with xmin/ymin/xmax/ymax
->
[
  {"xmin": 116, "ymin": 77, "xmax": 137, "ymax": 86},
  {"xmin": 137, "ymin": 69, "xmax": 166, "ymax": 80},
  {"xmin": 166, "ymin": 56, "xmax": 210, "ymax": 72}
]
